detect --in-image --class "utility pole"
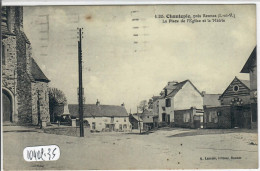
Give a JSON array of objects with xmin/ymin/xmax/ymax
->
[
  {"xmin": 78, "ymin": 28, "xmax": 84, "ymax": 137},
  {"xmin": 137, "ymin": 106, "xmax": 142, "ymax": 134}
]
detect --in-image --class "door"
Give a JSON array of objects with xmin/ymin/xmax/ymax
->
[
  {"xmin": 167, "ymin": 115, "xmax": 170, "ymax": 125},
  {"xmin": 3, "ymin": 90, "xmax": 12, "ymax": 122},
  {"xmin": 231, "ymin": 106, "xmax": 250, "ymax": 128}
]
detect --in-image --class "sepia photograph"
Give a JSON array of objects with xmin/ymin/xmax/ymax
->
[{"xmin": 1, "ymin": 4, "xmax": 258, "ymax": 170}]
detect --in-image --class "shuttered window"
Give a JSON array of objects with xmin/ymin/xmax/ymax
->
[{"xmin": 166, "ymin": 98, "xmax": 171, "ymax": 107}]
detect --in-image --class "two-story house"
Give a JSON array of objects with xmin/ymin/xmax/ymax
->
[{"xmin": 153, "ymin": 80, "xmax": 203, "ymax": 127}]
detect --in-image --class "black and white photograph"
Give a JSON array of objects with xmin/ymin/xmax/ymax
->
[{"xmin": 1, "ymin": 4, "xmax": 258, "ymax": 170}]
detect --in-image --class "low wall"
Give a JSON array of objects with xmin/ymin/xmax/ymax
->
[
  {"xmin": 44, "ymin": 127, "xmax": 91, "ymax": 137},
  {"xmin": 203, "ymin": 106, "xmax": 232, "ymax": 129},
  {"xmin": 174, "ymin": 108, "xmax": 195, "ymax": 128}
]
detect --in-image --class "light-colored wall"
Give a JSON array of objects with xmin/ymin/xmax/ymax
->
[
  {"xmin": 250, "ymin": 61, "xmax": 257, "ymax": 103},
  {"xmin": 174, "ymin": 82, "xmax": 203, "ymax": 110},
  {"xmin": 83, "ymin": 117, "xmax": 131, "ymax": 132},
  {"xmin": 165, "ymin": 99, "xmax": 174, "ymax": 122},
  {"xmin": 158, "ymin": 98, "xmax": 165, "ymax": 122}
]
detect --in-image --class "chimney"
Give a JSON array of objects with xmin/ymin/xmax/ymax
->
[
  {"xmin": 96, "ymin": 99, "xmax": 100, "ymax": 106},
  {"xmin": 121, "ymin": 102, "xmax": 125, "ymax": 107}
]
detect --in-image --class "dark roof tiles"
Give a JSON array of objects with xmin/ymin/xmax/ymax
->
[
  {"xmin": 31, "ymin": 58, "xmax": 50, "ymax": 82},
  {"xmin": 68, "ymin": 104, "xmax": 129, "ymax": 118}
]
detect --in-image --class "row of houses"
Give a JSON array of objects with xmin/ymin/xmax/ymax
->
[
  {"xmin": 138, "ymin": 46, "xmax": 257, "ymax": 129},
  {"xmin": 2, "ymin": 6, "xmax": 257, "ymax": 132},
  {"xmin": 68, "ymin": 46, "xmax": 257, "ymax": 132}
]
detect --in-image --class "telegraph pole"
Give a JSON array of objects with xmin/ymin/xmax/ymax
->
[
  {"xmin": 78, "ymin": 28, "xmax": 84, "ymax": 137},
  {"xmin": 137, "ymin": 106, "xmax": 142, "ymax": 134}
]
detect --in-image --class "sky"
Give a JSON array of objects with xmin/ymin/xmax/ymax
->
[{"xmin": 23, "ymin": 5, "xmax": 256, "ymax": 112}]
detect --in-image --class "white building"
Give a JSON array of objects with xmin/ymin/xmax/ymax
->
[
  {"xmin": 153, "ymin": 80, "xmax": 203, "ymax": 127},
  {"xmin": 68, "ymin": 101, "xmax": 131, "ymax": 132}
]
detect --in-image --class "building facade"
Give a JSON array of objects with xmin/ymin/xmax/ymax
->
[
  {"xmin": 219, "ymin": 77, "xmax": 250, "ymax": 106},
  {"xmin": 241, "ymin": 46, "xmax": 257, "ymax": 128},
  {"xmin": 153, "ymin": 80, "xmax": 203, "ymax": 127},
  {"xmin": 129, "ymin": 113, "xmax": 143, "ymax": 130},
  {"xmin": 141, "ymin": 109, "xmax": 156, "ymax": 130},
  {"xmin": 68, "ymin": 102, "xmax": 132, "ymax": 132},
  {"xmin": 2, "ymin": 6, "xmax": 50, "ymax": 125}
]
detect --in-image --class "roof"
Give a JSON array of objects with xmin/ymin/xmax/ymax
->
[
  {"xmin": 68, "ymin": 104, "xmax": 129, "ymax": 118},
  {"xmin": 20, "ymin": 31, "xmax": 30, "ymax": 44},
  {"xmin": 203, "ymin": 94, "xmax": 221, "ymax": 107},
  {"xmin": 240, "ymin": 80, "xmax": 250, "ymax": 88},
  {"xmin": 220, "ymin": 77, "xmax": 250, "ymax": 98},
  {"xmin": 31, "ymin": 58, "xmax": 50, "ymax": 82},
  {"xmin": 152, "ymin": 96, "xmax": 160, "ymax": 102},
  {"xmin": 241, "ymin": 46, "xmax": 257, "ymax": 73},
  {"xmin": 130, "ymin": 114, "xmax": 143, "ymax": 122},
  {"xmin": 163, "ymin": 80, "xmax": 202, "ymax": 98},
  {"xmin": 142, "ymin": 109, "xmax": 154, "ymax": 116}
]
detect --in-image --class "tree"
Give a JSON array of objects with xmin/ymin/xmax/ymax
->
[
  {"xmin": 48, "ymin": 87, "xmax": 67, "ymax": 122},
  {"xmin": 138, "ymin": 100, "xmax": 148, "ymax": 113}
]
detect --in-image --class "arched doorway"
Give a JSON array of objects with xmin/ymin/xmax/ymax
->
[{"xmin": 3, "ymin": 89, "xmax": 13, "ymax": 122}]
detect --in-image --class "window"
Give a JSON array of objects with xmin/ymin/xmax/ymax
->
[
  {"xmin": 233, "ymin": 85, "xmax": 239, "ymax": 92},
  {"xmin": 124, "ymin": 118, "xmax": 126, "ymax": 122},
  {"xmin": 165, "ymin": 89, "xmax": 168, "ymax": 96},
  {"xmin": 2, "ymin": 44, "xmax": 5, "ymax": 65},
  {"xmin": 111, "ymin": 117, "xmax": 114, "ymax": 122},
  {"xmin": 183, "ymin": 113, "xmax": 190, "ymax": 123},
  {"xmin": 209, "ymin": 111, "xmax": 218, "ymax": 123},
  {"xmin": 123, "ymin": 124, "xmax": 127, "ymax": 129},
  {"xmin": 92, "ymin": 122, "xmax": 96, "ymax": 130},
  {"xmin": 119, "ymin": 124, "xmax": 122, "ymax": 130},
  {"xmin": 162, "ymin": 113, "xmax": 166, "ymax": 122},
  {"xmin": 166, "ymin": 98, "xmax": 171, "ymax": 107}
]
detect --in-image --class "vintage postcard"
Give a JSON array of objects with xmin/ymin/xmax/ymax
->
[{"xmin": 1, "ymin": 4, "xmax": 258, "ymax": 170}]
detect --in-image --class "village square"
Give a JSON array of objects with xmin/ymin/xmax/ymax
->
[{"xmin": 1, "ymin": 5, "xmax": 258, "ymax": 170}]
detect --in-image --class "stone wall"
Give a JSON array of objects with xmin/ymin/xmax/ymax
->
[
  {"xmin": 16, "ymin": 31, "xmax": 33, "ymax": 124},
  {"xmin": 31, "ymin": 82, "xmax": 50, "ymax": 125},
  {"xmin": 174, "ymin": 108, "xmax": 195, "ymax": 128},
  {"xmin": 203, "ymin": 106, "xmax": 232, "ymax": 129},
  {"xmin": 2, "ymin": 36, "xmax": 17, "ymax": 93},
  {"xmin": 2, "ymin": 35, "xmax": 18, "ymax": 122}
]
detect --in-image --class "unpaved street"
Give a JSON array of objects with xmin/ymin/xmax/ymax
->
[{"xmin": 3, "ymin": 126, "xmax": 258, "ymax": 170}]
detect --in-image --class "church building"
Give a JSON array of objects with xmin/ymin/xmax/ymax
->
[{"xmin": 2, "ymin": 6, "xmax": 50, "ymax": 125}]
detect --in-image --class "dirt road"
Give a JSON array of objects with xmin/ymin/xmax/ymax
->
[{"xmin": 2, "ymin": 126, "xmax": 258, "ymax": 170}]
